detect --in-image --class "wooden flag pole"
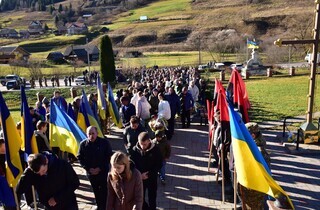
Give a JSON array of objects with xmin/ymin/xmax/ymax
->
[
  {"xmin": 221, "ymin": 147, "xmax": 225, "ymax": 203},
  {"xmin": 215, "ymin": 157, "xmax": 221, "ymax": 183},
  {"xmin": 207, "ymin": 132, "xmax": 214, "ymax": 171},
  {"xmin": 32, "ymin": 185, "xmax": 38, "ymax": 210},
  {"xmin": 12, "ymin": 187, "xmax": 19, "ymax": 210},
  {"xmin": 234, "ymin": 168, "xmax": 237, "ymax": 210}
]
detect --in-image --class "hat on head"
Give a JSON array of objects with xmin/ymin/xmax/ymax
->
[{"xmin": 153, "ymin": 88, "xmax": 158, "ymax": 92}]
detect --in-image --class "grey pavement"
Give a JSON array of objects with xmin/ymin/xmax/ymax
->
[
  {"xmin": 73, "ymin": 117, "xmax": 320, "ymax": 210},
  {"xmin": 19, "ymin": 117, "xmax": 320, "ymax": 210}
]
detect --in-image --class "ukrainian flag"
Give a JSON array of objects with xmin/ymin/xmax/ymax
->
[
  {"xmin": 21, "ymin": 86, "xmax": 38, "ymax": 155},
  {"xmin": 97, "ymin": 74, "xmax": 107, "ymax": 120},
  {"xmin": 0, "ymin": 175, "xmax": 16, "ymax": 207},
  {"xmin": 0, "ymin": 92, "xmax": 23, "ymax": 187},
  {"xmin": 77, "ymin": 90, "xmax": 104, "ymax": 137},
  {"xmin": 50, "ymin": 100, "xmax": 87, "ymax": 157},
  {"xmin": 228, "ymin": 105, "xmax": 294, "ymax": 209},
  {"xmin": 247, "ymin": 39, "xmax": 259, "ymax": 49},
  {"xmin": 107, "ymin": 83, "xmax": 123, "ymax": 128}
]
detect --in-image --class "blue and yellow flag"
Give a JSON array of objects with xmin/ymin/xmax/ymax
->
[
  {"xmin": 67, "ymin": 103, "xmax": 76, "ymax": 121},
  {"xmin": 50, "ymin": 100, "xmax": 87, "ymax": 157},
  {"xmin": 21, "ymin": 86, "xmax": 38, "ymax": 155},
  {"xmin": 247, "ymin": 39, "xmax": 259, "ymax": 49},
  {"xmin": 228, "ymin": 105, "xmax": 294, "ymax": 209},
  {"xmin": 0, "ymin": 175, "xmax": 16, "ymax": 207},
  {"xmin": 97, "ymin": 74, "xmax": 107, "ymax": 120},
  {"xmin": 0, "ymin": 92, "xmax": 23, "ymax": 187},
  {"xmin": 107, "ymin": 83, "xmax": 123, "ymax": 128},
  {"xmin": 77, "ymin": 90, "xmax": 104, "ymax": 137}
]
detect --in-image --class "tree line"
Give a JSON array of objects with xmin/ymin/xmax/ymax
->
[{"xmin": 0, "ymin": 0, "xmax": 65, "ymax": 12}]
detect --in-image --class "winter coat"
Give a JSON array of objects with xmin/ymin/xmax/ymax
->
[
  {"xmin": 158, "ymin": 100, "xmax": 171, "ymax": 120},
  {"xmin": 165, "ymin": 92, "xmax": 181, "ymax": 117},
  {"xmin": 180, "ymin": 91, "xmax": 194, "ymax": 111},
  {"xmin": 120, "ymin": 103, "xmax": 136, "ymax": 126},
  {"xmin": 77, "ymin": 137, "xmax": 113, "ymax": 176},
  {"xmin": 16, "ymin": 153, "xmax": 79, "ymax": 210},
  {"xmin": 106, "ymin": 168, "xmax": 143, "ymax": 210},
  {"xmin": 188, "ymin": 85, "xmax": 199, "ymax": 101},
  {"xmin": 130, "ymin": 142, "xmax": 163, "ymax": 182},
  {"xmin": 152, "ymin": 138, "xmax": 171, "ymax": 160},
  {"xmin": 34, "ymin": 130, "xmax": 51, "ymax": 152},
  {"xmin": 123, "ymin": 124, "xmax": 146, "ymax": 153},
  {"xmin": 136, "ymin": 96, "xmax": 151, "ymax": 120},
  {"xmin": 148, "ymin": 94, "xmax": 159, "ymax": 115}
]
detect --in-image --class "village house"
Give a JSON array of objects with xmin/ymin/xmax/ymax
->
[
  {"xmin": 0, "ymin": 46, "xmax": 31, "ymax": 64},
  {"xmin": 64, "ymin": 45, "xmax": 99, "ymax": 63},
  {"xmin": 28, "ymin": 20, "xmax": 44, "ymax": 35},
  {"xmin": 65, "ymin": 22, "xmax": 88, "ymax": 35},
  {"xmin": 0, "ymin": 28, "xmax": 19, "ymax": 39}
]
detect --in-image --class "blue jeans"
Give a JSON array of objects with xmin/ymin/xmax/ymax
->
[{"xmin": 160, "ymin": 161, "xmax": 166, "ymax": 180}]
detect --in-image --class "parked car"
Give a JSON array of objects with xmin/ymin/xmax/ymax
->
[
  {"xmin": 6, "ymin": 80, "xmax": 20, "ymax": 90},
  {"xmin": 75, "ymin": 76, "xmax": 87, "ymax": 85},
  {"xmin": 0, "ymin": 76, "xmax": 6, "ymax": 86},
  {"xmin": 0, "ymin": 74, "xmax": 21, "ymax": 86}
]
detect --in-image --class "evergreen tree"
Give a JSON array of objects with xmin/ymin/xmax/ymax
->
[{"xmin": 100, "ymin": 35, "xmax": 116, "ymax": 84}]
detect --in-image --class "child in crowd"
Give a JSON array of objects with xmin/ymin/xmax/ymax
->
[{"xmin": 152, "ymin": 130, "xmax": 171, "ymax": 185}]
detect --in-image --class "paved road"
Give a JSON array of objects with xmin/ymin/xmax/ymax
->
[{"xmin": 20, "ymin": 118, "xmax": 320, "ymax": 210}]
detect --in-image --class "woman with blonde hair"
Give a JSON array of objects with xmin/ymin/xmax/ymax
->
[{"xmin": 106, "ymin": 151, "xmax": 143, "ymax": 210}]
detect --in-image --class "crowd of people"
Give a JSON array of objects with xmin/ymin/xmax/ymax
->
[{"xmin": 0, "ymin": 66, "xmax": 210, "ymax": 210}]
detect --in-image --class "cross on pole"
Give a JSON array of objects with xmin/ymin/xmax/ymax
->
[{"xmin": 274, "ymin": 1, "xmax": 320, "ymax": 131}]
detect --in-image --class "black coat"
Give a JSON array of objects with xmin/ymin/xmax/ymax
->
[
  {"xmin": 77, "ymin": 137, "xmax": 113, "ymax": 176},
  {"xmin": 16, "ymin": 153, "xmax": 80, "ymax": 210},
  {"xmin": 130, "ymin": 142, "xmax": 162, "ymax": 182}
]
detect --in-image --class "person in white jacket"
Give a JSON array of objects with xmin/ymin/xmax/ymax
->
[
  {"xmin": 157, "ymin": 92, "xmax": 171, "ymax": 120},
  {"xmin": 188, "ymin": 80, "xmax": 199, "ymax": 102},
  {"xmin": 136, "ymin": 91, "xmax": 151, "ymax": 126}
]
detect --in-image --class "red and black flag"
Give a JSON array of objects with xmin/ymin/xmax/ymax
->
[{"xmin": 227, "ymin": 70, "xmax": 250, "ymax": 123}]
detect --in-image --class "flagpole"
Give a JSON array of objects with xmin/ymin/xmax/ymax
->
[
  {"xmin": 13, "ymin": 187, "xmax": 19, "ymax": 210},
  {"xmin": 208, "ymin": 133, "xmax": 214, "ymax": 171},
  {"xmin": 221, "ymin": 147, "xmax": 225, "ymax": 203},
  {"xmin": 234, "ymin": 168, "xmax": 237, "ymax": 210},
  {"xmin": 32, "ymin": 185, "xmax": 38, "ymax": 210}
]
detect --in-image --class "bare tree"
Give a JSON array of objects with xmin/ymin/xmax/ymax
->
[{"xmin": 27, "ymin": 61, "xmax": 43, "ymax": 79}]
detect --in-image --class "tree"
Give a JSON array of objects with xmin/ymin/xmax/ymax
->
[{"xmin": 100, "ymin": 35, "xmax": 116, "ymax": 84}]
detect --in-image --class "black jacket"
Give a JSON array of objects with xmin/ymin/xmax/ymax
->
[
  {"xmin": 16, "ymin": 153, "xmax": 80, "ymax": 210},
  {"xmin": 77, "ymin": 137, "xmax": 113, "ymax": 176},
  {"xmin": 123, "ymin": 125, "xmax": 145, "ymax": 153},
  {"xmin": 130, "ymin": 142, "xmax": 162, "ymax": 181}
]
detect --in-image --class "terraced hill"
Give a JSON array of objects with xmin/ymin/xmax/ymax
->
[{"xmin": 0, "ymin": 0, "xmax": 315, "ymax": 62}]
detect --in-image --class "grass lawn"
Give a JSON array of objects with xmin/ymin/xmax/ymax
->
[{"xmin": 245, "ymin": 72, "xmax": 320, "ymax": 123}]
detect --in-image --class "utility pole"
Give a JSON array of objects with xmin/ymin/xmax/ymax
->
[
  {"xmin": 198, "ymin": 35, "xmax": 201, "ymax": 65},
  {"xmin": 274, "ymin": 1, "xmax": 320, "ymax": 140},
  {"xmin": 86, "ymin": 37, "xmax": 91, "ymax": 74}
]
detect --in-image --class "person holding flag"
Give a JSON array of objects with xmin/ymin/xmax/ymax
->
[
  {"xmin": 16, "ymin": 152, "xmax": 80, "ymax": 210},
  {"xmin": 227, "ymin": 104, "xmax": 294, "ymax": 210}
]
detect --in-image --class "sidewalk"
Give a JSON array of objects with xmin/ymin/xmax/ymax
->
[{"xmin": 21, "ymin": 118, "xmax": 320, "ymax": 210}]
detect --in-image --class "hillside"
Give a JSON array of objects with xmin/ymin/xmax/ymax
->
[{"xmin": 0, "ymin": 0, "xmax": 316, "ymax": 64}]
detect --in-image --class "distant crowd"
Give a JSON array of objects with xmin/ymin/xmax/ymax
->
[{"xmin": 0, "ymin": 65, "xmax": 210, "ymax": 210}]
